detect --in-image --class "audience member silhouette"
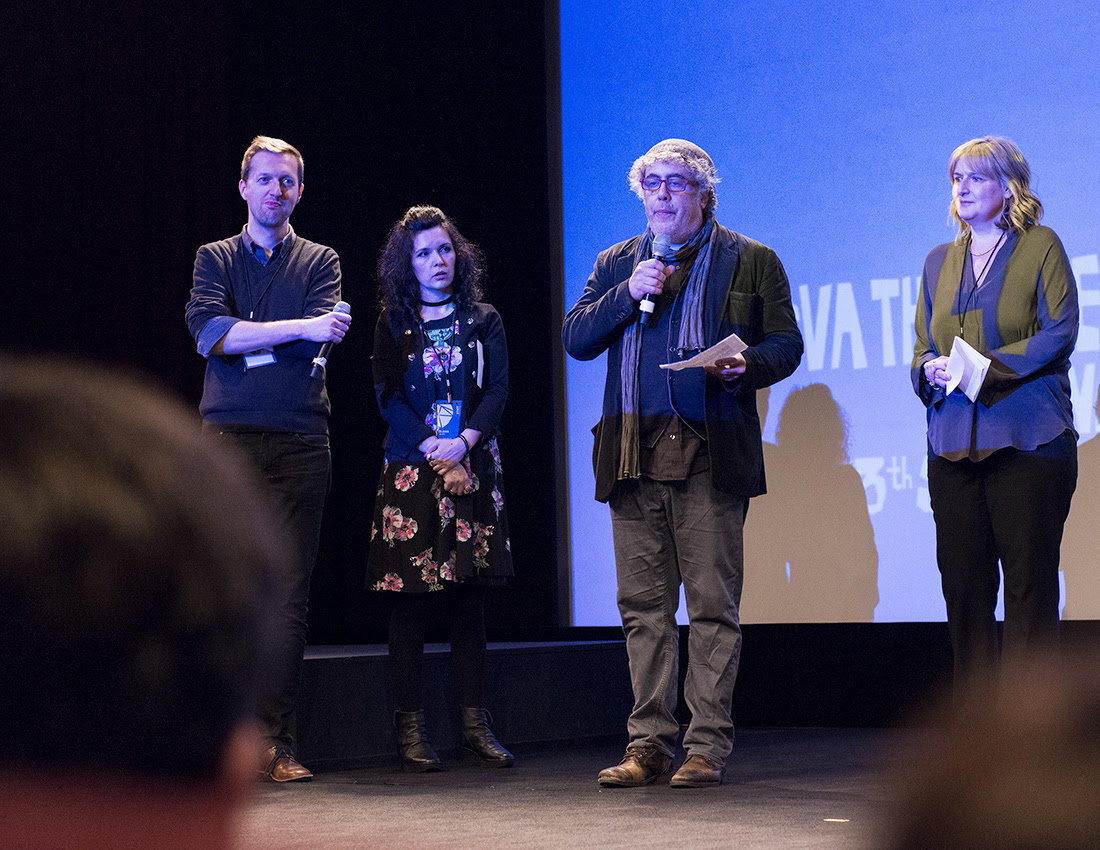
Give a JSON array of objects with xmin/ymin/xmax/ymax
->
[{"xmin": 1, "ymin": 356, "xmax": 288, "ymax": 850}]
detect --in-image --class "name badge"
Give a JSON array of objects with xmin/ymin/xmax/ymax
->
[
  {"xmin": 243, "ymin": 350, "xmax": 277, "ymax": 369},
  {"xmin": 432, "ymin": 400, "xmax": 463, "ymax": 438}
]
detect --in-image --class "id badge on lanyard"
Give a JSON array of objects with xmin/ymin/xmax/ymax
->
[
  {"xmin": 432, "ymin": 400, "xmax": 463, "ymax": 438},
  {"xmin": 424, "ymin": 317, "xmax": 463, "ymax": 437},
  {"xmin": 244, "ymin": 350, "xmax": 276, "ymax": 369}
]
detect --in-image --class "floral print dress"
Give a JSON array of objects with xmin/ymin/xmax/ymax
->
[{"xmin": 368, "ymin": 314, "xmax": 512, "ymax": 592}]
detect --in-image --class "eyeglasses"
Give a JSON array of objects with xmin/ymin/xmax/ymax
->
[{"xmin": 641, "ymin": 175, "xmax": 698, "ymax": 194}]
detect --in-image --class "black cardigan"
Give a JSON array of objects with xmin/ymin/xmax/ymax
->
[{"xmin": 372, "ymin": 302, "xmax": 509, "ymax": 461}]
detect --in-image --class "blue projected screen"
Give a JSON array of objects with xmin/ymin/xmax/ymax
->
[{"xmin": 560, "ymin": 0, "xmax": 1100, "ymax": 625}]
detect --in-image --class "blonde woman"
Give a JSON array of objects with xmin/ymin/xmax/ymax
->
[{"xmin": 913, "ymin": 137, "xmax": 1079, "ymax": 686}]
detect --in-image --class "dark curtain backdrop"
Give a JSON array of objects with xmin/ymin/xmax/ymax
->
[{"xmin": 6, "ymin": 0, "xmax": 562, "ymax": 640}]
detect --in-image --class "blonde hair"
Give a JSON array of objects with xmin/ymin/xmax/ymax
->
[
  {"xmin": 241, "ymin": 135, "xmax": 304, "ymax": 184},
  {"xmin": 948, "ymin": 136, "xmax": 1042, "ymax": 240}
]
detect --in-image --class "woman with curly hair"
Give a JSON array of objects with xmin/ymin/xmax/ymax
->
[
  {"xmin": 368, "ymin": 205, "xmax": 513, "ymax": 771},
  {"xmin": 913, "ymin": 137, "xmax": 1079, "ymax": 687}
]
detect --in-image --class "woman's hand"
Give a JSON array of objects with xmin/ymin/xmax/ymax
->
[
  {"xmin": 419, "ymin": 436, "xmax": 466, "ymax": 463},
  {"xmin": 441, "ymin": 463, "xmax": 474, "ymax": 495},
  {"xmin": 420, "ymin": 429, "xmax": 480, "ymax": 467},
  {"xmin": 923, "ymin": 356, "xmax": 951, "ymax": 389}
]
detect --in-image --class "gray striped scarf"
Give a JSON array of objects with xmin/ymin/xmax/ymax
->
[{"xmin": 617, "ymin": 217, "xmax": 716, "ymax": 480}]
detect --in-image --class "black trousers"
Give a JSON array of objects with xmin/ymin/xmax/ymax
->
[
  {"xmin": 212, "ymin": 429, "xmax": 331, "ymax": 752},
  {"xmin": 928, "ymin": 429, "xmax": 1077, "ymax": 685}
]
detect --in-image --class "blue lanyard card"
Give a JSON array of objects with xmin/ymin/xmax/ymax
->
[{"xmin": 432, "ymin": 400, "xmax": 463, "ymax": 438}]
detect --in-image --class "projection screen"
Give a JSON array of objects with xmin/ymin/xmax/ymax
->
[{"xmin": 560, "ymin": 0, "xmax": 1100, "ymax": 625}]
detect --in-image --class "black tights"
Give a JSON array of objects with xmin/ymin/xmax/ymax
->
[{"xmin": 388, "ymin": 585, "xmax": 487, "ymax": 712}]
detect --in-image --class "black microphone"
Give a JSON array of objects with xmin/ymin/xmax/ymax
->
[
  {"xmin": 310, "ymin": 300, "xmax": 351, "ymax": 378},
  {"xmin": 639, "ymin": 233, "xmax": 672, "ymax": 327}
]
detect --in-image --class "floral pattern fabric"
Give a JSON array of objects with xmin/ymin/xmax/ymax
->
[{"xmin": 368, "ymin": 436, "xmax": 512, "ymax": 593}]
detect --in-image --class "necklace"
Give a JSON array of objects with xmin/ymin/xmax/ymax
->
[
  {"xmin": 421, "ymin": 292, "xmax": 455, "ymax": 306},
  {"xmin": 969, "ymin": 241, "xmax": 997, "ymax": 257},
  {"xmin": 957, "ymin": 230, "xmax": 1006, "ymax": 331},
  {"xmin": 972, "ymin": 231, "xmax": 1005, "ymax": 286}
]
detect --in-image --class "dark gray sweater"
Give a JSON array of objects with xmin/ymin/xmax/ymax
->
[{"xmin": 185, "ymin": 230, "xmax": 342, "ymax": 433}]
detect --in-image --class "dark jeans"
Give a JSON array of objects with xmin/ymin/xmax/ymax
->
[
  {"xmin": 212, "ymin": 428, "xmax": 331, "ymax": 752},
  {"xmin": 928, "ymin": 429, "xmax": 1077, "ymax": 686}
]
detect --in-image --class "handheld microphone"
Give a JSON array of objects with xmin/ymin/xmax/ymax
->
[
  {"xmin": 639, "ymin": 233, "xmax": 672, "ymax": 326},
  {"xmin": 310, "ymin": 300, "xmax": 351, "ymax": 378}
]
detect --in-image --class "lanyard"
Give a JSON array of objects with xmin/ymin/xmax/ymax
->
[
  {"xmin": 418, "ymin": 317, "xmax": 460, "ymax": 403},
  {"xmin": 239, "ymin": 236, "xmax": 290, "ymax": 320},
  {"xmin": 957, "ymin": 231, "xmax": 1005, "ymax": 334}
]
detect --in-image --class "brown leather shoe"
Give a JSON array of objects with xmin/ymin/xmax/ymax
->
[
  {"xmin": 597, "ymin": 745, "xmax": 672, "ymax": 787},
  {"xmin": 669, "ymin": 753, "xmax": 725, "ymax": 788},
  {"xmin": 262, "ymin": 746, "xmax": 314, "ymax": 782}
]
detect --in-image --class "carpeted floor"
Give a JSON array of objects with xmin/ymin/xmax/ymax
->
[{"xmin": 237, "ymin": 728, "xmax": 898, "ymax": 849}]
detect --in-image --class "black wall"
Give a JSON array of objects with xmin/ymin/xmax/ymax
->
[{"xmin": 7, "ymin": 0, "xmax": 562, "ymax": 641}]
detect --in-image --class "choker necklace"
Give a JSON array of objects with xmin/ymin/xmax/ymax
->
[{"xmin": 420, "ymin": 293, "xmax": 455, "ymax": 306}]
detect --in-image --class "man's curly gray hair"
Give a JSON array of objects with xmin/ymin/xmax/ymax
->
[{"xmin": 628, "ymin": 139, "xmax": 719, "ymax": 215}]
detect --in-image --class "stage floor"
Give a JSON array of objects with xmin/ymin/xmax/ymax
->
[{"xmin": 238, "ymin": 727, "xmax": 897, "ymax": 849}]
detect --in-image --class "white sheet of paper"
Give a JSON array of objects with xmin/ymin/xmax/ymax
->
[
  {"xmin": 945, "ymin": 336, "xmax": 991, "ymax": 402},
  {"xmin": 660, "ymin": 331, "xmax": 748, "ymax": 371}
]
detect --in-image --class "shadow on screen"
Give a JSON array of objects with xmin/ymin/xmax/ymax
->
[
  {"xmin": 741, "ymin": 383, "xmax": 879, "ymax": 623},
  {"xmin": 1060, "ymin": 385, "xmax": 1100, "ymax": 619}
]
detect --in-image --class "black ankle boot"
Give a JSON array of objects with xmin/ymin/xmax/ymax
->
[
  {"xmin": 460, "ymin": 707, "xmax": 514, "ymax": 768},
  {"xmin": 394, "ymin": 710, "xmax": 442, "ymax": 772}
]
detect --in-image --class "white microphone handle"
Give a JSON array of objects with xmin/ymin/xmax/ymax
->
[{"xmin": 310, "ymin": 300, "xmax": 351, "ymax": 377}]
